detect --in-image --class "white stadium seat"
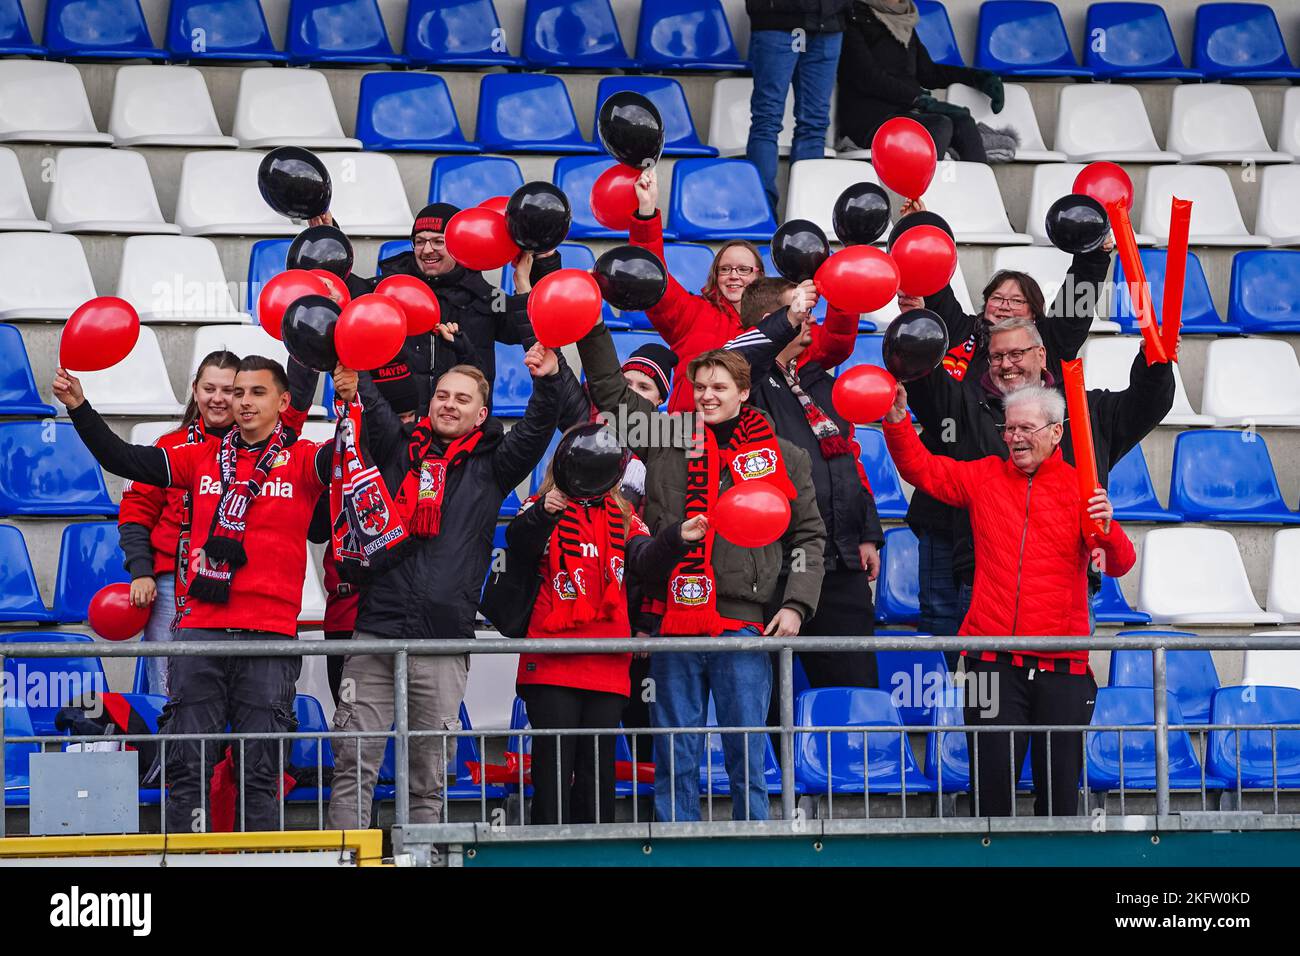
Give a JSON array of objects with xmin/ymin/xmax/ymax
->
[
  {"xmin": 783, "ymin": 158, "xmax": 883, "ymax": 238},
  {"xmin": 1200, "ymin": 338, "xmax": 1300, "ymax": 426},
  {"xmin": 295, "ymin": 629, "xmax": 336, "ymax": 724},
  {"xmin": 1279, "ymin": 88, "xmax": 1300, "ymax": 157},
  {"xmin": 128, "ymin": 421, "xmax": 180, "ymax": 447},
  {"xmin": 46, "ymin": 148, "xmax": 179, "ymax": 235},
  {"xmin": 1053, "ymin": 85, "xmax": 1178, "ymax": 163},
  {"xmin": 1137, "ymin": 528, "xmax": 1282, "ymax": 626},
  {"xmin": 299, "ymin": 548, "xmax": 327, "ymax": 626},
  {"xmin": 1166, "ymin": 85, "xmax": 1292, "ymax": 165},
  {"xmin": 1081, "ymin": 336, "xmax": 1212, "ymax": 426},
  {"xmin": 0, "ymin": 147, "xmax": 49, "ymax": 231},
  {"xmin": 0, "ymin": 61, "xmax": 112, "ymax": 145},
  {"xmin": 318, "ymin": 153, "xmax": 413, "ymax": 237},
  {"xmin": 990, "ymin": 245, "xmax": 1121, "ymax": 333},
  {"xmin": 1242, "ymin": 648, "xmax": 1300, "ymax": 689},
  {"xmin": 945, "ymin": 83, "xmax": 1065, "ymax": 162},
  {"xmin": 1026, "ymin": 163, "xmax": 1155, "ymax": 247},
  {"xmin": 114, "ymin": 235, "xmax": 248, "ymax": 323},
  {"xmin": 866, "ymin": 263, "xmax": 976, "ymax": 328},
  {"xmin": 175, "ymin": 151, "xmax": 296, "ymax": 236},
  {"xmin": 1253, "ymin": 165, "xmax": 1300, "ymax": 247},
  {"xmin": 0, "ymin": 232, "xmax": 96, "ymax": 320},
  {"xmin": 57, "ymin": 326, "xmax": 184, "ymax": 416},
  {"xmin": 188, "ymin": 324, "xmax": 326, "ymax": 416},
  {"xmin": 1266, "ymin": 530, "xmax": 1300, "ymax": 624},
  {"xmin": 463, "ymin": 637, "xmax": 521, "ymax": 731},
  {"xmin": 298, "ymin": 422, "xmax": 336, "ymax": 442},
  {"xmin": 233, "ymin": 69, "xmax": 361, "ymax": 150},
  {"xmin": 109, "ymin": 66, "xmax": 238, "ymax": 148},
  {"xmin": 920, "ymin": 161, "xmax": 1030, "ymax": 245},
  {"xmin": 707, "ymin": 76, "xmax": 834, "ymax": 159},
  {"xmin": 1140, "ymin": 165, "xmax": 1269, "ymax": 248}
]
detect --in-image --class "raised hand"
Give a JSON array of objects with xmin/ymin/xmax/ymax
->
[
  {"xmin": 883, "ymin": 382, "xmax": 909, "ymax": 424},
  {"xmin": 524, "ymin": 342, "xmax": 558, "ymax": 378},
  {"xmin": 680, "ymin": 514, "xmax": 710, "ymax": 542},
  {"xmin": 634, "ymin": 168, "xmax": 658, "ymax": 217},
  {"xmin": 52, "ymin": 367, "xmax": 85, "ymax": 410},
  {"xmin": 332, "ymin": 364, "xmax": 359, "ymax": 403},
  {"xmin": 1087, "ymin": 488, "xmax": 1113, "ymax": 535}
]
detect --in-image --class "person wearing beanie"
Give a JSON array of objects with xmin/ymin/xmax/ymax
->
[{"xmin": 621, "ymin": 343, "xmax": 677, "ymax": 405}]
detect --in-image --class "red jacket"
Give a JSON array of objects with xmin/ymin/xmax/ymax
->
[
  {"xmin": 629, "ymin": 213, "xmax": 859, "ymax": 412},
  {"xmin": 883, "ymin": 419, "xmax": 1135, "ymax": 661}
]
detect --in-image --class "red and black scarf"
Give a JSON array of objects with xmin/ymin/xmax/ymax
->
[
  {"xmin": 171, "ymin": 418, "xmax": 208, "ymax": 624},
  {"xmin": 662, "ymin": 406, "xmax": 795, "ymax": 636},
  {"xmin": 540, "ymin": 497, "xmax": 644, "ymax": 633},
  {"xmin": 330, "ymin": 396, "xmax": 409, "ymax": 574},
  {"xmin": 782, "ymin": 358, "xmax": 855, "ymax": 460},
  {"xmin": 394, "ymin": 419, "xmax": 483, "ymax": 537}
]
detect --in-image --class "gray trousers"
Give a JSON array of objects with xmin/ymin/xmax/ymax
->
[{"xmin": 327, "ymin": 632, "xmax": 469, "ymax": 829}]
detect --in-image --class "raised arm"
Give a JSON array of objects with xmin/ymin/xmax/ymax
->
[
  {"xmin": 630, "ymin": 168, "xmax": 696, "ymax": 346},
  {"xmin": 283, "ymin": 355, "xmax": 318, "ymax": 438},
  {"xmin": 1089, "ymin": 348, "xmax": 1175, "ymax": 468},
  {"xmin": 882, "ymin": 387, "xmax": 977, "ymax": 510},
  {"xmin": 1044, "ymin": 246, "xmax": 1113, "ymax": 366},
  {"xmin": 724, "ymin": 305, "xmax": 800, "ymax": 375},
  {"xmin": 58, "ymin": 368, "xmax": 173, "ymax": 487},
  {"xmin": 349, "ymin": 369, "xmax": 408, "ymax": 469},
  {"xmin": 802, "ymin": 302, "xmax": 860, "ymax": 371},
  {"xmin": 493, "ymin": 344, "xmax": 563, "ymax": 493},
  {"xmin": 575, "ymin": 322, "xmax": 665, "ymax": 462}
]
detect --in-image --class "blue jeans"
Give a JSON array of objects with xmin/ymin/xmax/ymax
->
[
  {"xmin": 141, "ymin": 573, "xmax": 176, "ymax": 697},
  {"xmin": 917, "ymin": 531, "xmax": 963, "ymax": 638},
  {"xmin": 746, "ymin": 29, "xmax": 843, "ymax": 212},
  {"xmin": 650, "ymin": 628, "xmax": 771, "ymax": 822}
]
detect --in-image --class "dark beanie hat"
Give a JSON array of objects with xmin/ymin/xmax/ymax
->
[
  {"xmin": 371, "ymin": 350, "xmax": 421, "ymax": 416},
  {"xmin": 622, "ymin": 342, "xmax": 677, "ymax": 403},
  {"xmin": 412, "ymin": 202, "xmax": 460, "ymax": 238}
]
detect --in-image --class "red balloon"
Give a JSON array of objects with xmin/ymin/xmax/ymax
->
[
  {"xmin": 870, "ymin": 117, "xmax": 938, "ymax": 200},
  {"xmin": 444, "ymin": 207, "xmax": 520, "ymax": 272},
  {"xmin": 336, "ymin": 295, "xmax": 408, "ymax": 371},
  {"xmin": 88, "ymin": 582, "xmax": 150, "ymax": 641},
  {"xmin": 713, "ymin": 483, "xmax": 792, "ymax": 549},
  {"xmin": 833, "ymin": 364, "xmax": 897, "ymax": 424},
  {"xmin": 375, "ymin": 274, "xmax": 441, "ymax": 335},
  {"xmin": 1073, "ymin": 161, "xmax": 1133, "ymax": 212},
  {"xmin": 478, "ymin": 195, "xmax": 510, "ymax": 215},
  {"xmin": 528, "ymin": 269, "xmax": 603, "ymax": 348},
  {"xmin": 814, "ymin": 246, "xmax": 900, "ymax": 314},
  {"xmin": 891, "ymin": 224, "xmax": 958, "ymax": 297},
  {"xmin": 590, "ymin": 163, "xmax": 641, "ymax": 231},
  {"xmin": 59, "ymin": 297, "xmax": 140, "ymax": 372},
  {"xmin": 257, "ymin": 269, "xmax": 329, "ymax": 339},
  {"xmin": 310, "ymin": 269, "xmax": 352, "ymax": 308}
]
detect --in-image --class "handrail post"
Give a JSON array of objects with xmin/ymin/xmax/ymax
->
[
  {"xmin": 779, "ymin": 645, "xmax": 795, "ymax": 821},
  {"xmin": 394, "ymin": 649, "xmax": 410, "ymax": 828},
  {"xmin": 1153, "ymin": 645, "xmax": 1170, "ymax": 818}
]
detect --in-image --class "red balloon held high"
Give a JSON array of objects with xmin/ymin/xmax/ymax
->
[
  {"xmin": 528, "ymin": 269, "xmax": 603, "ymax": 348},
  {"xmin": 832, "ymin": 364, "xmax": 897, "ymax": 424},
  {"xmin": 88, "ymin": 582, "xmax": 150, "ymax": 641},
  {"xmin": 59, "ymin": 297, "xmax": 140, "ymax": 372},
  {"xmin": 713, "ymin": 483, "xmax": 792, "ymax": 549},
  {"xmin": 444, "ymin": 207, "xmax": 520, "ymax": 272},
  {"xmin": 257, "ymin": 270, "xmax": 330, "ymax": 339},
  {"xmin": 478, "ymin": 195, "xmax": 510, "ymax": 215},
  {"xmin": 870, "ymin": 117, "xmax": 938, "ymax": 200},
  {"xmin": 891, "ymin": 224, "xmax": 958, "ymax": 297},
  {"xmin": 375, "ymin": 274, "xmax": 441, "ymax": 335},
  {"xmin": 1073, "ymin": 162, "xmax": 1134, "ymax": 212},
  {"xmin": 814, "ymin": 246, "xmax": 900, "ymax": 314},
  {"xmin": 589, "ymin": 163, "xmax": 641, "ymax": 232},
  {"xmin": 336, "ymin": 295, "xmax": 407, "ymax": 371}
]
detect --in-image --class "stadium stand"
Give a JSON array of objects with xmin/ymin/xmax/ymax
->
[
  {"xmin": 166, "ymin": 0, "xmax": 287, "ymax": 62},
  {"xmin": 402, "ymin": 0, "xmax": 525, "ymax": 67},
  {"xmin": 1085, "ymin": 689, "xmax": 1226, "ymax": 791},
  {"xmin": 109, "ymin": 66, "xmax": 239, "ymax": 149},
  {"xmin": 1109, "ymin": 637, "xmax": 1220, "ymax": 724},
  {"xmin": 355, "ymin": 73, "xmax": 480, "ymax": 153},
  {"xmin": 634, "ymin": 0, "xmax": 746, "ymax": 72},
  {"xmin": 975, "ymin": 0, "xmax": 1094, "ymax": 76},
  {"xmin": 1082, "ymin": 2, "xmax": 1204, "ymax": 79},
  {"xmin": 233, "ymin": 69, "xmax": 361, "ymax": 150}
]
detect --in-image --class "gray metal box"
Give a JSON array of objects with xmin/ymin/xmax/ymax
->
[{"xmin": 29, "ymin": 750, "xmax": 140, "ymax": 836}]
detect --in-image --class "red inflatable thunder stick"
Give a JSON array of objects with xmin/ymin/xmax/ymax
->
[
  {"xmin": 1060, "ymin": 358, "xmax": 1102, "ymax": 540},
  {"xmin": 1160, "ymin": 197, "xmax": 1192, "ymax": 360},
  {"xmin": 1105, "ymin": 200, "xmax": 1168, "ymax": 365}
]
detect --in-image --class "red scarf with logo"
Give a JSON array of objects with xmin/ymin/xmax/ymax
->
[
  {"xmin": 539, "ymin": 497, "xmax": 646, "ymax": 633},
  {"xmin": 394, "ymin": 420, "xmax": 483, "ymax": 537},
  {"xmin": 661, "ymin": 406, "xmax": 795, "ymax": 636},
  {"xmin": 331, "ymin": 396, "xmax": 409, "ymax": 574}
]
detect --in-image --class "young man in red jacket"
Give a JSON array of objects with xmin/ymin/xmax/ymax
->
[
  {"xmin": 884, "ymin": 382, "xmax": 1133, "ymax": 817},
  {"xmin": 55, "ymin": 357, "xmax": 333, "ymax": 833}
]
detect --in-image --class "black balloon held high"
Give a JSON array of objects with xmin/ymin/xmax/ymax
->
[
  {"xmin": 597, "ymin": 91, "xmax": 665, "ymax": 170},
  {"xmin": 281, "ymin": 295, "xmax": 341, "ymax": 373},
  {"xmin": 553, "ymin": 422, "xmax": 626, "ymax": 500},
  {"xmin": 287, "ymin": 225, "xmax": 354, "ymax": 278},
  {"xmin": 886, "ymin": 210, "xmax": 955, "ymax": 253},
  {"xmin": 257, "ymin": 146, "xmax": 332, "ymax": 220},
  {"xmin": 1044, "ymin": 194, "xmax": 1109, "ymax": 255},
  {"xmin": 593, "ymin": 245, "xmax": 668, "ymax": 312},
  {"xmin": 832, "ymin": 182, "xmax": 892, "ymax": 245},
  {"xmin": 505, "ymin": 182, "xmax": 572, "ymax": 251},
  {"xmin": 770, "ymin": 219, "xmax": 831, "ymax": 283},
  {"xmin": 882, "ymin": 308, "xmax": 949, "ymax": 382}
]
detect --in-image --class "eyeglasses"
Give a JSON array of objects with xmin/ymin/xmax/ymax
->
[
  {"xmin": 716, "ymin": 265, "xmax": 756, "ymax": 277},
  {"xmin": 988, "ymin": 347, "xmax": 1038, "ymax": 366},
  {"xmin": 988, "ymin": 294, "xmax": 1029, "ymax": 308},
  {"xmin": 996, "ymin": 420, "xmax": 1063, "ymax": 439},
  {"xmin": 413, "ymin": 237, "xmax": 445, "ymax": 249}
]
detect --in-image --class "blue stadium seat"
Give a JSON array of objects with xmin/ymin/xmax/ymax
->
[
  {"xmin": 522, "ymin": 0, "xmax": 634, "ymax": 69},
  {"xmin": 666, "ymin": 159, "xmax": 777, "ymax": 241},
  {"xmin": 876, "ymin": 650, "xmax": 954, "ymax": 726},
  {"xmin": 1169, "ymin": 430, "xmax": 1300, "ymax": 524},
  {"xmin": 0, "ymin": 324, "xmax": 55, "ymax": 416},
  {"xmin": 355, "ymin": 73, "xmax": 478, "ymax": 153},
  {"xmin": 1109, "ymin": 445, "xmax": 1180, "ymax": 522},
  {"xmin": 1228, "ymin": 250, "xmax": 1300, "ymax": 333},
  {"xmin": 923, "ymin": 704, "xmax": 1034, "ymax": 792},
  {"xmin": 614, "ymin": 728, "xmax": 652, "ymax": 798},
  {"xmin": 475, "ymin": 74, "xmax": 600, "ymax": 154},
  {"xmin": 52, "ymin": 521, "xmax": 130, "ymax": 623},
  {"xmin": 620, "ymin": 242, "xmax": 712, "ymax": 330},
  {"xmin": 595, "ymin": 78, "xmax": 716, "ymax": 157},
  {"xmin": 1193, "ymin": 3, "xmax": 1300, "ymax": 80},
  {"xmin": 377, "ymin": 240, "xmax": 412, "ymax": 267},
  {"xmin": 289, "ymin": 694, "xmax": 334, "ymax": 773},
  {"xmin": 796, "ymin": 687, "xmax": 937, "ymax": 794},
  {"xmin": 1, "ymin": 632, "xmax": 107, "ymax": 735},
  {"xmin": 1112, "ymin": 250, "xmax": 1241, "ymax": 335},
  {"xmin": 428, "ymin": 156, "xmax": 524, "ymax": 208},
  {"xmin": 501, "ymin": 241, "xmax": 618, "ymax": 325},
  {"xmin": 700, "ymin": 695, "xmax": 790, "ymax": 797},
  {"xmin": 499, "ymin": 491, "xmax": 521, "ymax": 519},
  {"xmin": 1092, "ymin": 575, "xmax": 1151, "ymax": 625},
  {"xmin": 42, "ymin": 0, "xmax": 166, "ymax": 59},
  {"xmin": 3, "ymin": 702, "xmax": 38, "ymax": 803},
  {"xmin": 449, "ymin": 702, "xmax": 505, "ymax": 800},
  {"xmin": 916, "ymin": 0, "xmax": 965, "ymax": 66},
  {"xmin": 286, "ymin": 0, "xmax": 405, "ymax": 65},
  {"xmin": 837, "ymin": 334, "xmax": 885, "ymax": 374},
  {"xmin": 403, "ymin": 0, "xmax": 524, "ymax": 67},
  {"xmin": 1207, "ymin": 685, "xmax": 1300, "ymax": 788},
  {"xmin": 494, "ymin": 341, "xmax": 533, "ymax": 417},
  {"xmin": 634, "ymin": 0, "xmax": 746, "ymax": 71},
  {"xmin": 1109, "ymin": 636, "xmax": 1219, "ymax": 724},
  {"xmin": 555, "ymin": 156, "xmax": 631, "ymax": 241},
  {"xmin": 857, "ymin": 428, "xmax": 908, "ymax": 519},
  {"xmin": 876, "ymin": 527, "xmax": 920, "ymax": 625},
  {"xmin": 166, "ymin": 0, "xmax": 286, "ymax": 61},
  {"xmin": 246, "ymin": 238, "xmax": 291, "ymax": 321},
  {"xmin": 0, "ymin": 0, "xmax": 43, "ymax": 56},
  {"xmin": 1086, "ymin": 688, "xmax": 1226, "ymax": 791},
  {"xmin": 1084, "ymin": 3, "xmax": 1204, "ymax": 79},
  {"xmin": 975, "ymin": 1, "xmax": 1094, "ymax": 76},
  {"xmin": 0, "ymin": 526, "xmax": 57, "ymax": 624},
  {"xmin": 0, "ymin": 422, "xmax": 117, "ymax": 517}
]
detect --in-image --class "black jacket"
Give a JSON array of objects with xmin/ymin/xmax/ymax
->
[
  {"xmin": 351, "ymin": 366, "xmax": 562, "ymax": 641},
  {"xmin": 725, "ymin": 307, "xmax": 885, "ymax": 572},
  {"xmin": 748, "ymin": 0, "xmax": 851, "ymax": 32},
  {"xmin": 837, "ymin": 1, "xmax": 984, "ymax": 147}
]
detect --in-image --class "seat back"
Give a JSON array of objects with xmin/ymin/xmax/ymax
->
[
  {"xmin": 1107, "ymin": 445, "xmax": 1177, "ymax": 522},
  {"xmin": 3, "ymin": 703, "xmax": 39, "ymax": 790},
  {"xmin": 976, "ymin": 0, "xmax": 1089, "ymax": 74},
  {"xmin": 0, "ymin": 146, "xmax": 42, "ymax": 226},
  {"xmin": 1112, "ymin": 249, "xmax": 1229, "ymax": 333},
  {"xmin": 945, "ymin": 82, "xmax": 1052, "ymax": 155},
  {"xmin": 784, "ymin": 159, "xmax": 882, "ymax": 237},
  {"xmin": 1280, "ymin": 87, "xmax": 1300, "ymax": 157},
  {"xmin": 795, "ymin": 687, "xmax": 931, "ymax": 792},
  {"xmin": 116, "ymin": 235, "xmax": 244, "ymax": 322},
  {"xmin": 554, "ymin": 155, "xmax": 625, "ymax": 239},
  {"xmin": 61, "ymin": 325, "xmax": 183, "ymax": 415},
  {"xmin": 429, "ymin": 155, "xmax": 524, "ymax": 208},
  {"xmin": 286, "ymin": 0, "xmax": 401, "ymax": 64},
  {"xmin": 1025, "ymin": 162, "xmax": 1086, "ymax": 243},
  {"xmin": 1137, "ymin": 528, "xmax": 1269, "ymax": 622},
  {"xmin": 620, "ymin": 242, "xmax": 713, "ymax": 329},
  {"xmin": 1207, "ymin": 685, "xmax": 1300, "ymax": 785},
  {"xmin": 109, "ymin": 65, "xmax": 228, "ymax": 144},
  {"xmin": 1053, "ymin": 85, "xmax": 1162, "ymax": 160},
  {"xmin": 595, "ymin": 77, "xmax": 711, "ymax": 155},
  {"xmin": 1084, "ymin": 2, "xmax": 1197, "ymax": 76},
  {"xmin": 856, "ymin": 428, "xmax": 908, "ymax": 519},
  {"xmin": 1266, "ymin": 532, "xmax": 1300, "ymax": 621},
  {"xmin": 1141, "ymin": 165, "xmax": 1252, "ymax": 243},
  {"xmin": 0, "ymin": 525, "xmax": 53, "ymax": 622},
  {"xmin": 1201, "ymin": 338, "xmax": 1300, "ymax": 422},
  {"xmin": 176, "ymin": 151, "xmax": 295, "ymax": 236},
  {"xmin": 916, "ymin": 0, "xmax": 964, "ymax": 66},
  {"xmin": 1109, "ymin": 635, "xmax": 1219, "ymax": 724},
  {"xmin": 1092, "ymin": 574, "xmax": 1151, "ymax": 624},
  {"xmin": 0, "ymin": 0, "xmax": 40, "ymax": 54},
  {"xmin": 919, "ymin": 160, "xmax": 1020, "ymax": 240},
  {"xmin": 1255, "ymin": 165, "xmax": 1300, "ymax": 244},
  {"xmin": 1086, "ymin": 687, "xmax": 1207, "ymax": 787},
  {"xmin": 475, "ymin": 73, "xmax": 593, "ymax": 153},
  {"xmin": 0, "ymin": 421, "xmax": 116, "ymax": 516},
  {"xmin": 53, "ymin": 521, "xmax": 130, "ymax": 623},
  {"xmin": 290, "ymin": 694, "xmax": 335, "ymax": 770},
  {"xmin": 1242, "ymin": 649, "xmax": 1300, "ymax": 691},
  {"xmin": 189, "ymin": 325, "xmax": 292, "ymax": 378},
  {"xmin": 1193, "ymin": 2, "xmax": 1299, "ymax": 77},
  {"xmin": 0, "ymin": 323, "xmax": 54, "ymax": 415},
  {"xmin": 166, "ymin": 0, "xmax": 283, "ymax": 60},
  {"xmin": 876, "ymin": 650, "xmax": 954, "ymax": 726},
  {"xmin": 635, "ymin": 0, "xmax": 743, "ymax": 70},
  {"xmin": 493, "ymin": 342, "xmax": 533, "ymax": 417},
  {"xmin": 1168, "ymin": 84, "xmax": 1275, "ymax": 158},
  {"xmin": 990, "ymin": 244, "xmax": 1075, "ymax": 307},
  {"xmin": 233, "ymin": 68, "xmax": 351, "ymax": 144},
  {"xmin": 1081, "ymin": 336, "xmax": 1205, "ymax": 425},
  {"xmin": 1228, "ymin": 250, "xmax": 1300, "ymax": 332},
  {"xmin": 667, "ymin": 158, "xmax": 777, "ymax": 241},
  {"xmin": 522, "ymin": 0, "xmax": 631, "ymax": 68},
  {"xmin": 319, "ymin": 153, "xmax": 412, "ymax": 236},
  {"xmin": 48, "ymin": 148, "xmax": 170, "ymax": 232},
  {"xmin": 876, "ymin": 527, "xmax": 920, "ymax": 625},
  {"xmin": 43, "ymin": 0, "xmax": 161, "ymax": 58},
  {"xmin": 355, "ymin": 72, "xmax": 474, "ymax": 152},
  {"xmin": 1, "ymin": 632, "xmax": 107, "ymax": 734},
  {"xmin": 247, "ymin": 239, "xmax": 292, "ymax": 319},
  {"xmin": 404, "ymin": 0, "xmax": 519, "ymax": 66},
  {"xmin": 1170, "ymin": 430, "xmax": 1294, "ymax": 522},
  {"xmin": 0, "ymin": 61, "xmax": 106, "ymax": 142}
]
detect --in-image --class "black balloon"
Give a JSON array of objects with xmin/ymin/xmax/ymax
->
[
  {"xmin": 597, "ymin": 91, "xmax": 665, "ymax": 169},
  {"xmin": 770, "ymin": 219, "xmax": 830, "ymax": 283},
  {"xmin": 287, "ymin": 225, "xmax": 354, "ymax": 278},
  {"xmin": 553, "ymin": 422, "xmax": 626, "ymax": 500},
  {"xmin": 593, "ymin": 245, "xmax": 667, "ymax": 312},
  {"xmin": 886, "ymin": 210, "xmax": 955, "ymax": 253},
  {"xmin": 1045, "ymin": 194, "xmax": 1109, "ymax": 255},
  {"xmin": 257, "ymin": 146, "xmax": 331, "ymax": 220},
  {"xmin": 505, "ymin": 182, "xmax": 572, "ymax": 251},
  {"xmin": 882, "ymin": 308, "xmax": 949, "ymax": 382},
  {"xmin": 281, "ymin": 295, "xmax": 340, "ymax": 373},
  {"xmin": 832, "ymin": 182, "xmax": 891, "ymax": 245}
]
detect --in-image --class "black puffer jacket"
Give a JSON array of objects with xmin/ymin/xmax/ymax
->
[{"xmin": 747, "ymin": 0, "xmax": 851, "ymax": 32}]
